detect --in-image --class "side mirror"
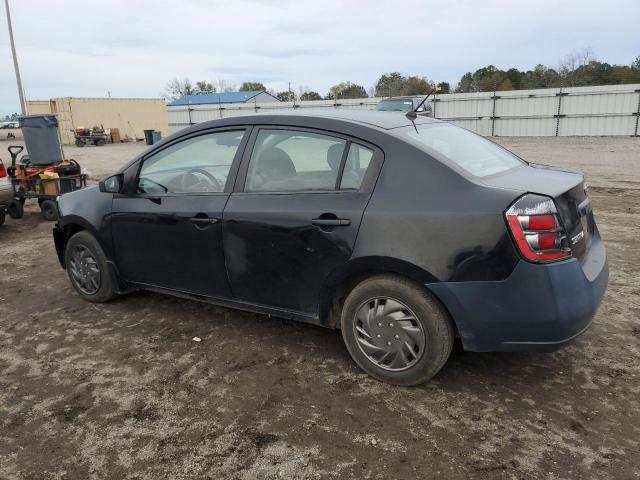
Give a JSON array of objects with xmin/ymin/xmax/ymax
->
[{"xmin": 99, "ymin": 173, "xmax": 124, "ymax": 193}]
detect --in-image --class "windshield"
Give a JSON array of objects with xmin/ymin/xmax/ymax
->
[
  {"xmin": 399, "ymin": 123, "xmax": 525, "ymax": 177},
  {"xmin": 376, "ymin": 99, "xmax": 414, "ymax": 112}
]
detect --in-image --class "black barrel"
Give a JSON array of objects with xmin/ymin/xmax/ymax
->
[{"xmin": 144, "ymin": 129, "xmax": 154, "ymax": 146}]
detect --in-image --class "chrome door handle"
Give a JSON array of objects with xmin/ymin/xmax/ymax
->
[
  {"xmin": 189, "ymin": 217, "xmax": 219, "ymax": 224},
  {"xmin": 311, "ymin": 218, "xmax": 350, "ymax": 226}
]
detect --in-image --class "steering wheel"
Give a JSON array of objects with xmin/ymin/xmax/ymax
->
[{"xmin": 179, "ymin": 168, "xmax": 222, "ymax": 192}]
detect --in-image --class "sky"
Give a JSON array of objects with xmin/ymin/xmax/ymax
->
[{"xmin": 0, "ymin": 0, "xmax": 638, "ymax": 115}]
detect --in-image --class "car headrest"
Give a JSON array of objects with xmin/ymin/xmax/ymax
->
[
  {"xmin": 257, "ymin": 148, "xmax": 296, "ymax": 177},
  {"xmin": 327, "ymin": 144, "xmax": 344, "ymax": 171}
]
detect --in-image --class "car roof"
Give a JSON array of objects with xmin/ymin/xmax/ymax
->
[{"xmin": 224, "ymin": 108, "xmax": 440, "ymax": 131}]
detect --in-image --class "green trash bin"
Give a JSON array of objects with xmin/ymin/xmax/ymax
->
[{"xmin": 144, "ymin": 129, "xmax": 154, "ymax": 146}]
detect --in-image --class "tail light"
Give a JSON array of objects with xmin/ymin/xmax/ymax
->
[
  {"xmin": 505, "ymin": 194, "xmax": 571, "ymax": 263},
  {"xmin": 0, "ymin": 159, "xmax": 6, "ymax": 178}
]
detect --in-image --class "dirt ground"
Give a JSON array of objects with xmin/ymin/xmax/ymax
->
[{"xmin": 0, "ymin": 136, "xmax": 639, "ymax": 479}]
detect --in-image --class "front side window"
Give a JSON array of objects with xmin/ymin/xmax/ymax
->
[
  {"xmin": 245, "ymin": 129, "xmax": 347, "ymax": 192},
  {"xmin": 138, "ymin": 130, "xmax": 245, "ymax": 194},
  {"xmin": 400, "ymin": 123, "xmax": 524, "ymax": 178}
]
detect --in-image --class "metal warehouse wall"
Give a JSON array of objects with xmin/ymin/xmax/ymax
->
[
  {"xmin": 27, "ymin": 98, "xmax": 168, "ymax": 144},
  {"xmin": 167, "ymin": 84, "xmax": 640, "ymax": 137}
]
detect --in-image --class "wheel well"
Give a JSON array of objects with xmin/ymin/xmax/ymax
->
[
  {"xmin": 59, "ymin": 224, "xmax": 86, "ymax": 263},
  {"xmin": 321, "ymin": 265, "xmax": 458, "ymax": 336}
]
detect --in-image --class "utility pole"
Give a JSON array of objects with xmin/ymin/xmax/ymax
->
[{"xmin": 4, "ymin": 0, "xmax": 26, "ymax": 115}]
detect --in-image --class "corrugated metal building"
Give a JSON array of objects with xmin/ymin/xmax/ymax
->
[
  {"xmin": 27, "ymin": 97, "xmax": 168, "ymax": 144},
  {"xmin": 166, "ymin": 84, "xmax": 640, "ymax": 137}
]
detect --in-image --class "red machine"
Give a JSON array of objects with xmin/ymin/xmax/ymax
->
[{"xmin": 6, "ymin": 145, "xmax": 86, "ymax": 221}]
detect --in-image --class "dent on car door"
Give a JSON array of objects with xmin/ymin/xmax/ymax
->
[
  {"xmin": 111, "ymin": 129, "xmax": 249, "ymax": 297},
  {"xmin": 223, "ymin": 127, "xmax": 382, "ymax": 317}
]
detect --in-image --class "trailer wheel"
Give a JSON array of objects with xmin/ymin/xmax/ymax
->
[
  {"xmin": 40, "ymin": 200, "xmax": 58, "ymax": 221},
  {"xmin": 75, "ymin": 139, "xmax": 85, "ymax": 147},
  {"xmin": 95, "ymin": 138, "xmax": 106, "ymax": 146},
  {"xmin": 7, "ymin": 199, "xmax": 24, "ymax": 219}
]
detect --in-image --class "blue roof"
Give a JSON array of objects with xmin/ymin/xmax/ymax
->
[{"xmin": 167, "ymin": 90, "xmax": 277, "ymax": 106}]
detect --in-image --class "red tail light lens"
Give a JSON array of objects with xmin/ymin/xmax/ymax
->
[
  {"xmin": 0, "ymin": 159, "xmax": 6, "ymax": 178},
  {"xmin": 505, "ymin": 194, "xmax": 571, "ymax": 263}
]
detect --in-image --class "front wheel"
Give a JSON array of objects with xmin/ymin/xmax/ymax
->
[
  {"xmin": 65, "ymin": 231, "xmax": 117, "ymax": 303},
  {"xmin": 341, "ymin": 275, "xmax": 454, "ymax": 386}
]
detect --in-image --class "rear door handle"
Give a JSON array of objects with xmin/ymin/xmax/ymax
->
[{"xmin": 312, "ymin": 218, "xmax": 351, "ymax": 226}]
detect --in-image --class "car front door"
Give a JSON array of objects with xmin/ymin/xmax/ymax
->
[
  {"xmin": 223, "ymin": 127, "xmax": 382, "ymax": 317},
  {"xmin": 111, "ymin": 128, "xmax": 249, "ymax": 298}
]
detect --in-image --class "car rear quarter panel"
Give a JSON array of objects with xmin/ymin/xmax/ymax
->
[{"xmin": 352, "ymin": 140, "xmax": 522, "ymax": 283}]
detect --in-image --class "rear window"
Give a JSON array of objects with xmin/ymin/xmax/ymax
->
[{"xmin": 399, "ymin": 124, "xmax": 524, "ymax": 177}]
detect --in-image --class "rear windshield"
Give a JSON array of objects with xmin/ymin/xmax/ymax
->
[
  {"xmin": 376, "ymin": 99, "xmax": 414, "ymax": 112},
  {"xmin": 399, "ymin": 123, "xmax": 524, "ymax": 177}
]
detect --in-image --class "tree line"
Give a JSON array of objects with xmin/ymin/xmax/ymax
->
[
  {"xmin": 165, "ymin": 74, "xmax": 440, "ymax": 102},
  {"xmin": 165, "ymin": 50, "xmax": 640, "ymax": 101},
  {"xmin": 455, "ymin": 50, "xmax": 640, "ymax": 92}
]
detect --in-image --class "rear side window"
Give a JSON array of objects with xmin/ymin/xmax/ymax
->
[
  {"xmin": 245, "ymin": 129, "xmax": 346, "ymax": 192},
  {"xmin": 401, "ymin": 124, "xmax": 524, "ymax": 177},
  {"xmin": 341, "ymin": 143, "xmax": 373, "ymax": 190}
]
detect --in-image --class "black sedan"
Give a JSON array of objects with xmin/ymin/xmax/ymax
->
[{"xmin": 53, "ymin": 110, "xmax": 608, "ymax": 385}]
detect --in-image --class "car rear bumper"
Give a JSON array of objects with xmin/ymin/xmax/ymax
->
[{"xmin": 427, "ymin": 232, "xmax": 608, "ymax": 352}]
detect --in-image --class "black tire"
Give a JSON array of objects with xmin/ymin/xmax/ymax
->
[
  {"xmin": 341, "ymin": 275, "xmax": 454, "ymax": 386},
  {"xmin": 75, "ymin": 139, "xmax": 85, "ymax": 147},
  {"xmin": 40, "ymin": 199, "xmax": 58, "ymax": 221},
  {"xmin": 65, "ymin": 231, "xmax": 117, "ymax": 303},
  {"xmin": 7, "ymin": 199, "xmax": 24, "ymax": 219},
  {"xmin": 0, "ymin": 209, "xmax": 5, "ymax": 226},
  {"xmin": 95, "ymin": 138, "xmax": 106, "ymax": 146}
]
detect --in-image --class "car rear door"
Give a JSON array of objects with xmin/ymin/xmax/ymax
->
[
  {"xmin": 223, "ymin": 126, "xmax": 383, "ymax": 317},
  {"xmin": 111, "ymin": 128, "xmax": 249, "ymax": 298}
]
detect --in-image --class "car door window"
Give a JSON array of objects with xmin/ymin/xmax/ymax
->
[
  {"xmin": 138, "ymin": 130, "xmax": 245, "ymax": 195},
  {"xmin": 340, "ymin": 143, "xmax": 373, "ymax": 190},
  {"xmin": 245, "ymin": 129, "xmax": 346, "ymax": 192}
]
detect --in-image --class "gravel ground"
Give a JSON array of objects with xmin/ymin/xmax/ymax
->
[{"xmin": 0, "ymin": 136, "xmax": 639, "ymax": 479}]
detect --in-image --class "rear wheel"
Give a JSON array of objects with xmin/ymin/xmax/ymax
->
[
  {"xmin": 0, "ymin": 209, "xmax": 5, "ymax": 226},
  {"xmin": 75, "ymin": 138, "xmax": 85, "ymax": 147},
  {"xmin": 65, "ymin": 231, "xmax": 117, "ymax": 303},
  {"xmin": 341, "ymin": 275, "xmax": 454, "ymax": 386},
  {"xmin": 40, "ymin": 199, "xmax": 58, "ymax": 221},
  {"xmin": 7, "ymin": 199, "xmax": 24, "ymax": 219},
  {"xmin": 95, "ymin": 138, "xmax": 106, "ymax": 146}
]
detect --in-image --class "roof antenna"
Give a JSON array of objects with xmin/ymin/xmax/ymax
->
[{"xmin": 406, "ymin": 84, "xmax": 439, "ymax": 120}]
